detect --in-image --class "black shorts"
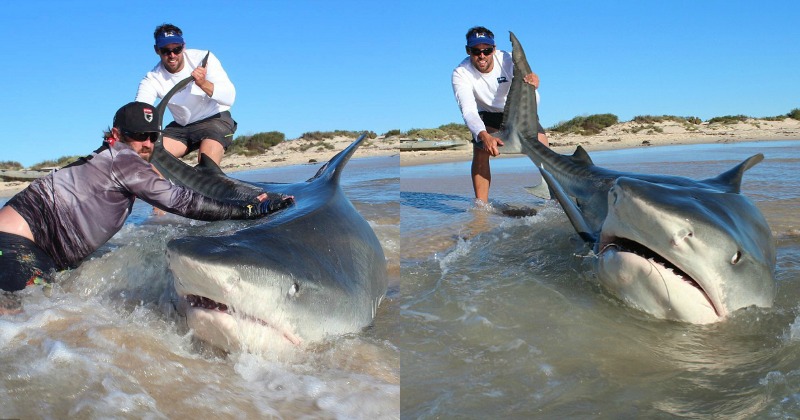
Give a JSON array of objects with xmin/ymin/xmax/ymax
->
[
  {"xmin": 163, "ymin": 111, "xmax": 238, "ymax": 152},
  {"xmin": 0, "ymin": 232, "xmax": 57, "ymax": 292}
]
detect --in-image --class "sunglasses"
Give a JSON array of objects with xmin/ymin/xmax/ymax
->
[
  {"xmin": 467, "ymin": 46, "xmax": 494, "ymax": 56},
  {"xmin": 123, "ymin": 131, "xmax": 159, "ymax": 142},
  {"xmin": 158, "ymin": 45, "xmax": 184, "ymax": 56}
]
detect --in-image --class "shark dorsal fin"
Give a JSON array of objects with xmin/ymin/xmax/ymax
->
[
  {"xmin": 570, "ymin": 145, "xmax": 594, "ymax": 166},
  {"xmin": 307, "ymin": 133, "xmax": 367, "ymax": 183},
  {"xmin": 197, "ymin": 152, "xmax": 226, "ymax": 175},
  {"xmin": 703, "ymin": 153, "xmax": 764, "ymax": 193}
]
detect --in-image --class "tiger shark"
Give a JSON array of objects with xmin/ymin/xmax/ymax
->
[
  {"xmin": 153, "ymin": 134, "xmax": 388, "ymax": 351},
  {"xmin": 498, "ymin": 32, "xmax": 776, "ymax": 323},
  {"xmin": 149, "ymin": 58, "xmax": 387, "ymax": 351}
]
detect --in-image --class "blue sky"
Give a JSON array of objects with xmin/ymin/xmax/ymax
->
[{"xmin": 1, "ymin": 0, "xmax": 798, "ymax": 167}]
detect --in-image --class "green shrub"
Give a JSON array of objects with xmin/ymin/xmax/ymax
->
[
  {"xmin": 550, "ymin": 114, "xmax": 619, "ymax": 135},
  {"xmin": 437, "ymin": 123, "xmax": 471, "ymax": 139},
  {"xmin": 406, "ymin": 128, "xmax": 447, "ymax": 139},
  {"xmin": 631, "ymin": 115, "xmax": 686, "ymax": 124},
  {"xmin": 406, "ymin": 123, "xmax": 470, "ymax": 140},
  {"xmin": 295, "ymin": 141, "xmax": 333, "ymax": 152},
  {"xmin": 31, "ymin": 156, "xmax": 82, "ymax": 170},
  {"xmin": 788, "ymin": 108, "xmax": 800, "ymax": 120},
  {"xmin": 299, "ymin": 130, "xmax": 363, "ymax": 141},
  {"xmin": 383, "ymin": 129, "xmax": 403, "ymax": 137},
  {"xmin": 228, "ymin": 131, "xmax": 285, "ymax": 156},
  {"xmin": 0, "ymin": 161, "xmax": 23, "ymax": 170},
  {"xmin": 707, "ymin": 115, "xmax": 748, "ymax": 124}
]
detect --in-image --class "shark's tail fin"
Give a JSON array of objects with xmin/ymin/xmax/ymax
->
[
  {"xmin": 148, "ymin": 50, "xmax": 265, "ymax": 203},
  {"xmin": 155, "ymin": 51, "xmax": 210, "ymax": 136},
  {"xmin": 307, "ymin": 133, "xmax": 367, "ymax": 183},
  {"xmin": 495, "ymin": 32, "xmax": 540, "ymax": 154}
]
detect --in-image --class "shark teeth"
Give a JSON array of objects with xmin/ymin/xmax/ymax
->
[
  {"xmin": 183, "ymin": 294, "xmax": 302, "ymax": 346},
  {"xmin": 603, "ymin": 237, "xmax": 700, "ymax": 290},
  {"xmin": 186, "ymin": 294, "xmax": 229, "ymax": 312}
]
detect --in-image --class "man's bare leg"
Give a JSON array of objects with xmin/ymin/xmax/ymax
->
[
  {"xmin": 471, "ymin": 146, "xmax": 491, "ymax": 203},
  {"xmin": 162, "ymin": 136, "xmax": 189, "ymax": 159},
  {"xmin": 197, "ymin": 139, "xmax": 225, "ymax": 165},
  {"xmin": 538, "ymin": 131, "xmax": 549, "ymax": 147}
]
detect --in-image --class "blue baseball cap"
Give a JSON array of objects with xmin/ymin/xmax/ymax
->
[
  {"xmin": 155, "ymin": 30, "xmax": 184, "ymax": 48},
  {"xmin": 467, "ymin": 32, "xmax": 495, "ymax": 47}
]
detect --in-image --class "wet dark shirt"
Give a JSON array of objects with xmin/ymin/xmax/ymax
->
[{"xmin": 6, "ymin": 141, "xmax": 251, "ymax": 269}]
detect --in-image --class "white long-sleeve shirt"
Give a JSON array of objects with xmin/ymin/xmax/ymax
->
[
  {"xmin": 135, "ymin": 49, "xmax": 236, "ymax": 126},
  {"xmin": 451, "ymin": 49, "xmax": 539, "ymax": 139}
]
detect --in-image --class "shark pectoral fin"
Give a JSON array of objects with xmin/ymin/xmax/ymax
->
[
  {"xmin": 538, "ymin": 165, "xmax": 596, "ymax": 243},
  {"xmin": 524, "ymin": 176, "xmax": 552, "ymax": 200}
]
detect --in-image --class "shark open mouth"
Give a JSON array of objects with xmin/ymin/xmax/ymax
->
[
  {"xmin": 599, "ymin": 236, "xmax": 719, "ymax": 316},
  {"xmin": 183, "ymin": 294, "xmax": 302, "ymax": 345}
]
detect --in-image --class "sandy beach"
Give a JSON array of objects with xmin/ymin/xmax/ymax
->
[
  {"xmin": 2, "ymin": 117, "xmax": 799, "ymax": 198},
  {"xmin": 399, "ymin": 117, "xmax": 800, "ymax": 166}
]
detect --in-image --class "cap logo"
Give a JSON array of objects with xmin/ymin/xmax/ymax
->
[
  {"xmin": 143, "ymin": 108, "xmax": 153, "ymax": 123},
  {"xmin": 162, "ymin": 31, "xmax": 179, "ymax": 38}
]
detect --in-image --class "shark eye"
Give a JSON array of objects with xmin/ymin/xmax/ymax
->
[
  {"xmin": 731, "ymin": 251, "xmax": 742, "ymax": 265},
  {"xmin": 289, "ymin": 283, "xmax": 299, "ymax": 296}
]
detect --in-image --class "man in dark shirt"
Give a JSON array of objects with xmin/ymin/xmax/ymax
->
[{"xmin": 0, "ymin": 102, "xmax": 292, "ymax": 314}]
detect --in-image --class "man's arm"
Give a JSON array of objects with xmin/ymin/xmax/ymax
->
[
  {"xmin": 195, "ymin": 51, "xmax": 235, "ymax": 106},
  {"xmin": 451, "ymin": 69, "xmax": 488, "ymax": 140},
  {"xmin": 135, "ymin": 72, "xmax": 161, "ymax": 105},
  {"xmin": 115, "ymin": 153, "xmax": 288, "ymax": 220}
]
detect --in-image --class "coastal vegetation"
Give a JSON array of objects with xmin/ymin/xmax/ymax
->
[
  {"xmin": 550, "ymin": 113, "xmax": 620, "ymax": 135},
  {"xmin": 3, "ymin": 108, "xmax": 798, "ymax": 170},
  {"xmin": 227, "ymin": 131, "xmax": 286, "ymax": 157},
  {"xmin": 30, "ymin": 156, "xmax": 83, "ymax": 170},
  {"xmin": 0, "ymin": 161, "xmax": 23, "ymax": 170}
]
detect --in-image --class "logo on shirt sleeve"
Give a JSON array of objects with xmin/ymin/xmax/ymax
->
[{"xmin": 497, "ymin": 76, "xmax": 508, "ymax": 84}]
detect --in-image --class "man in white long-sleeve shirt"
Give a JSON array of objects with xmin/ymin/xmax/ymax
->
[
  {"xmin": 452, "ymin": 26, "xmax": 549, "ymax": 204},
  {"xmin": 136, "ymin": 23, "xmax": 237, "ymax": 165}
]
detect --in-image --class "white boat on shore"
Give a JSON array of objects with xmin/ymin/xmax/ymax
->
[
  {"xmin": 399, "ymin": 138, "xmax": 467, "ymax": 151},
  {"xmin": 0, "ymin": 169, "xmax": 50, "ymax": 182}
]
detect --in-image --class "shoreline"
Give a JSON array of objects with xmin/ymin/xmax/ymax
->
[
  {"xmin": 2, "ymin": 118, "xmax": 799, "ymax": 198},
  {"xmin": 400, "ymin": 118, "xmax": 800, "ymax": 166}
]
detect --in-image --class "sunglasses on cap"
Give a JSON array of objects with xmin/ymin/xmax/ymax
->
[
  {"xmin": 467, "ymin": 46, "xmax": 494, "ymax": 56},
  {"xmin": 123, "ymin": 131, "xmax": 159, "ymax": 142},
  {"xmin": 158, "ymin": 45, "xmax": 184, "ymax": 56}
]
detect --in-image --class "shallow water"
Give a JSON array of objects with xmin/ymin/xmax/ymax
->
[
  {"xmin": 0, "ymin": 155, "xmax": 400, "ymax": 418},
  {"xmin": 400, "ymin": 140, "xmax": 800, "ymax": 418},
  {"xmin": 4, "ymin": 140, "xmax": 800, "ymax": 417}
]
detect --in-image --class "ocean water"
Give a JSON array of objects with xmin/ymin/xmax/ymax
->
[
  {"xmin": 399, "ymin": 140, "xmax": 800, "ymax": 418},
  {"xmin": 3, "ymin": 140, "xmax": 799, "ymax": 418},
  {"xmin": 0, "ymin": 155, "xmax": 400, "ymax": 418}
]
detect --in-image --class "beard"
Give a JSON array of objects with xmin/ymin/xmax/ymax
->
[{"xmin": 138, "ymin": 148, "xmax": 153, "ymax": 162}]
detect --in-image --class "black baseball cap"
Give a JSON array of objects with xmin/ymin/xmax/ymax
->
[{"xmin": 113, "ymin": 102, "xmax": 160, "ymax": 133}]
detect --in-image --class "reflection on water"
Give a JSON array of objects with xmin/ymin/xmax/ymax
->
[{"xmin": 400, "ymin": 140, "xmax": 800, "ymax": 418}]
